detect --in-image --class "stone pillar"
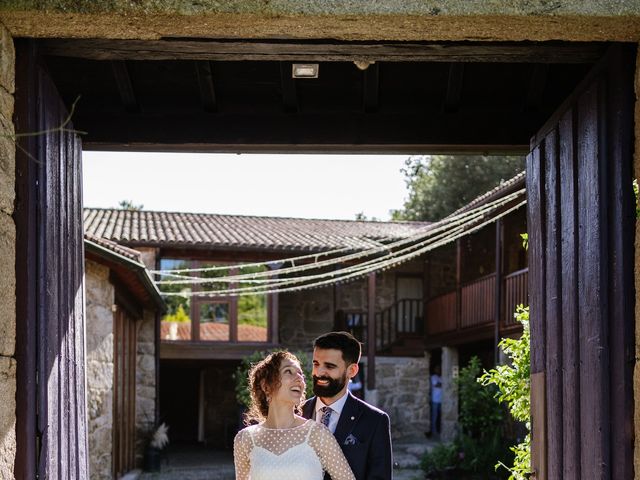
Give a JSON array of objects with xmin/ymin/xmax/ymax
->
[
  {"xmin": 362, "ymin": 356, "xmax": 429, "ymax": 439},
  {"xmin": 85, "ymin": 261, "xmax": 115, "ymax": 480},
  {"xmin": 136, "ymin": 310, "xmax": 156, "ymax": 464},
  {"xmin": 0, "ymin": 22, "xmax": 16, "ymax": 480},
  {"xmin": 441, "ymin": 346, "xmax": 459, "ymax": 442}
]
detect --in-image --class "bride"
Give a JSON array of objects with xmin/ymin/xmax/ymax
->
[{"xmin": 233, "ymin": 351, "xmax": 356, "ymax": 480}]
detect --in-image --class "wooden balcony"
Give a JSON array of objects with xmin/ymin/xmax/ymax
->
[{"xmin": 426, "ymin": 268, "xmax": 528, "ymax": 343}]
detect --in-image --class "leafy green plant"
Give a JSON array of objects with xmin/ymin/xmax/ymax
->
[
  {"xmin": 479, "ymin": 306, "xmax": 531, "ymax": 480},
  {"xmin": 162, "ymin": 304, "xmax": 190, "ymax": 323},
  {"xmin": 233, "ymin": 349, "xmax": 314, "ymax": 408},
  {"xmin": 421, "ymin": 442, "xmax": 459, "ymax": 477},
  {"xmin": 458, "ymin": 356, "xmax": 504, "ymax": 439}
]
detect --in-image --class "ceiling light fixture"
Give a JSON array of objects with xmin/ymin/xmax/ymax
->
[{"xmin": 292, "ymin": 63, "xmax": 319, "ymax": 78}]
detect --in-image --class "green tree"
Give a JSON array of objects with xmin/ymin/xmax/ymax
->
[
  {"xmin": 391, "ymin": 155, "xmax": 525, "ymax": 221},
  {"xmin": 118, "ymin": 199, "xmax": 144, "ymax": 210}
]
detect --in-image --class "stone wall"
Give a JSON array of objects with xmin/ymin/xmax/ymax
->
[
  {"xmin": 135, "ymin": 309, "xmax": 156, "ymax": 463},
  {"xmin": 85, "ymin": 260, "xmax": 115, "ymax": 480},
  {"xmin": 440, "ymin": 347, "xmax": 459, "ymax": 442},
  {"xmin": 0, "ymin": 21, "xmax": 16, "ymax": 480},
  {"xmin": 279, "ymin": 263, "xmax": 421, "ymax": 349},
  {"xmin": 279, "ymin": 286, "xmax": 334, "ymax": 350},
  {"xmin": 362, "ymin": 355, "xmax": 430, "ymax": 440},
  {"xmin": 635, "ymin": 44, "xmax": 640, "ymax": 479}
]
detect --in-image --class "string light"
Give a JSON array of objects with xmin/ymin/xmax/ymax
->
[
  {"xmin": 155, "ymin": 188, "xmax": 525, "ymax": 286},
  {"xmin": 158, "ymin": 193, "xmax": 526, "ymax": 298}
]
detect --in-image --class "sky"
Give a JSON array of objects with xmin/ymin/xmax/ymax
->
[{"xmin": 82, "ymin": 151, "xmax": 411, "ymax": 221}]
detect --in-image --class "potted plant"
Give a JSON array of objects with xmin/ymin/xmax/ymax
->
[{"xmin": 143, "ymin": 422, "xmax": 169, "ymax": 472}]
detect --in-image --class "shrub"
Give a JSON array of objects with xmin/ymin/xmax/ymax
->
[
  {"xmin": 479, "ymin": 305, "xmax": 531, "ymax": 480},
  {"xmin": 421, "ymin": 442, "xmax": 459, "ymax": 477}
]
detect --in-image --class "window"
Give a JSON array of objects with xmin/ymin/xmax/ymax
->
[{"xmin": 159, "ymin": 258, "xmax": 271, "ymax": 343}]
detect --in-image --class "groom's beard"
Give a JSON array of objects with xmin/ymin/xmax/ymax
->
[{"xmin": 312, "ymin": 372, "xmax": 347, "ymax": 398}]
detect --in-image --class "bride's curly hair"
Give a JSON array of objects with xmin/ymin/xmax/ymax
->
[{"xmin": 244, "ymin": 350, "xmax": 305, "ymax": 425}]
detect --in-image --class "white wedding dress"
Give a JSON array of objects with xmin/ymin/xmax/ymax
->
[{"xmin": 233, "ymin": 419, "xmax": 355, "ymax": 480}]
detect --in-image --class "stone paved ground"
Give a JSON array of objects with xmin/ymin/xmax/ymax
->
[{"xmin": 135, "ymin": 438, "xmax": 435, "ymax": 480}]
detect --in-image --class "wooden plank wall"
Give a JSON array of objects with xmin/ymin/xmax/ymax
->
[
  {"xmin": 15, "ymin": 42, "xmax": 88, "ymax": 478},
  {"xmin": 527, "ymin": 45, "xmax": 635, "ymax": 480}
]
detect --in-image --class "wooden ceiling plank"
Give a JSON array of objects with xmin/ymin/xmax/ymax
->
[
  {"xmin": 444, "ymin": 63, "xmax": 465, "ymax": 112},
  {"xmin": 110, "ymin": 60, "xmax": 139, "ymax": 113},
  {"xmin": 525, "ymin": 64, "xmax": 549, "ymax": 111},
  {"xmin": 363, "ymin": 63, "xmax": 380, "ymax": 113},
  {"xmin": 194, "ymin": 61, "xmax": 218, "ymax": 113},
  {"xmin": 280, "ymin": 61, "xmax": 298, "ymax": 113},
  {"xmin": 41, "ymin": 39, "xmax": 606, "ymax": 63}
]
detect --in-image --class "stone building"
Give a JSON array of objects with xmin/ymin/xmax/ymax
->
[
  {"xmin": 1, "ymin": 2, "xmax": 639, "ymax": 479},
  {"xmin": 83, "ymin": 209, "xmax": 433, "ymax": 446},
  {"xmin": 84, "ymin": 234, "xmax": 165, "ymax": 479}
]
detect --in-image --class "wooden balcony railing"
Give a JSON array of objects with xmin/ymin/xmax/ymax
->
[
  {"xmin": 347, "ymin": 298, "xmax": 424, "ymax": 354},
  {"xmin": 426, "ymin": 268, "xmax": 528, "ymax": 335},
  {"xmin": 461, "ymin": 274, "xmax": 496, "ymax": 328},
  {"xmin": 426, "ymin": 292, "xmax": 456, "ymax": 335},
  {"xmin": 504, "ymin": 268, "xmax": 529, "ymax": 326}
]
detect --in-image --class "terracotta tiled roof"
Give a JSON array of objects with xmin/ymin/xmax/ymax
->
[
  {"xmin": 83, "ymin": 209, "xmax": 431, "ymax": 252},
  {"xmin": 84, "ymin": 232, "xmax": 144, "ymax": 263},
  {"xmin": 160, "ymin": 321, "xmax": 267, "ymax": 342}
]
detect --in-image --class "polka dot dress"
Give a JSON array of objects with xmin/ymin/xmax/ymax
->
[{"xmin": 234, "ymin": 419, "xmax": 355, "ymax": 480}]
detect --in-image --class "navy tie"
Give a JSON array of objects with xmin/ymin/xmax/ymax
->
[{"xmin": 320, "ymin": 406, "xmax": 333, "ymax": 427}]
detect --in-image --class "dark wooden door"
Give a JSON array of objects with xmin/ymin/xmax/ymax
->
[
  {"xmin": 113, "ymin": 306, "xmax": 137, "ymax": 477},
  {"xmin": 14, "ymin": 41, "xmax": 88, "ymax": 479},
  {"xmin": 527, "ymin": 45, "xmax": 635, "ymax": 479}
]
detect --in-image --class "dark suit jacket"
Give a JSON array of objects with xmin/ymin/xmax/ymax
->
[{"xmin": 303, "ymin": 392, "xmax": 393, "ymax": 480}]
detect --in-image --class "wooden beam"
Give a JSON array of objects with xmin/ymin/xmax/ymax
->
[
  {"xmin": 531, "ymin": 372, "xmax": 547, "ymax": 480},
  {"xmin": 160, "ymin": 341, "xmax": 280, "ymax": 360},
  {"xmin": 494, "ymin": 218, "xmax": 503, "ymax": 365},
  {"xmin": 444, "ymin": 63, "xmax": 464, "ymax": 112},
  {"xmin": 110, "ymin": 60, "xmax": 139, "ymax": 113},
  {"xmin": 40, "ymin": 39, "xmax": 606, "ymax": 63},
  {"xmin": 367, "ymin": 272, "xmax": 376, "ymax": 390},
  {"xmin": 363, "ymin": 63, "xmax": 379, "ymax": 113},
  {"xmin": 74, "ymin": 110, "xmax": 542, "ymax": 150},
  {"xmin": 194, "ymin": 61, "xmax": 218, "ymax": 112},
  {"xmin": 524, "ymin": 64, "xmax": 549, "ymax": 111},
  {"xmin": 455, "ymin": 239, "xmax": 462, "ymax": 331},
  {"xmin": 279, "ymin": 62, "xmax": 298, "ymax": 113}
]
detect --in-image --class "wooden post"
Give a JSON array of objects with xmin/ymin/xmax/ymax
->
[
  {"xmin": 423, "ymin": 255, "xmax": 430, "ymax": 337},
  {"xmin": 269, "ymin": 263, "xmax": 281, "ymax": 344},
  {"xmin": 455, "ymin": 239, "xmax": 462, "ymax": 330},
  {"xmin": 229, "ymin": 266, "xmax": 239, "ymax": 342},
  {"xmin": 367, "ymin": 272, "xmax": 376, "ymax": 390},
  {"xmin": 494, "ymin": 218, "xmax": 503, "ymax": 365},
  {"xmin": 531, "ymin": 372, "xmax": 547, "ymax": 480}
]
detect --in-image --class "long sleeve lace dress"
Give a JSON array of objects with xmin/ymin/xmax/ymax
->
[{"xmin": 233, "ymin": 419, "xmax": 356, "ymax": 480}]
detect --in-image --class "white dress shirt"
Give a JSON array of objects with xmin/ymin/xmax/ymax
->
[{"xmin": 314, "ymin": 390, "xmax": 349, "ymax": 434}]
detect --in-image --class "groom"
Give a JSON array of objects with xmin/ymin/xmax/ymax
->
[{"xmin": 303, "ymin": 331, "xmax": 393, "ymax": 480}]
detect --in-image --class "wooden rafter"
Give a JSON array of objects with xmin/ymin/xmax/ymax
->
[
  {"xmin": 444, "ymin": 63, "xmax": 465, "ymax": 112},
  {"xmin": 194, "ymin": 61, "xmax": 218, "ymax": 112},
  {"xmin": 363, "ymin": 63, "xmax": 379, "ymax": 113},
  {"xmin": 111, "ymin": 60, "xmax": 139, "ymax": 113},
  {"xmin": 280, "ymin": 61, "xmax": 298, "ymax": 113},
  {"xmin": 525, "ymin": 64, "xmax": 549, "ymax": 111}
]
